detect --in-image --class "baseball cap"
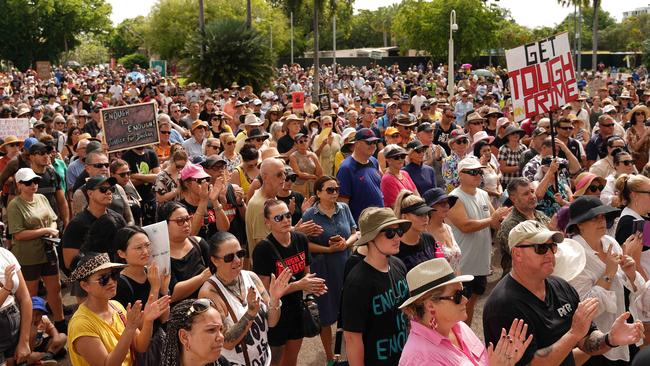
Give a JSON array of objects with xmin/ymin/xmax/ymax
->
[
  {"xmin": 508, "ymin": 220, "xmax": 564, "ymax": 251},
  {"xmin": 406, "ymin": 140, "xmax": 427, "ymax": 152},
  {"xmin": 416, "ymin": 122, "xmax": 434, "ymax": 133},
  {"xmin": 448, "ymin": 129, "xmax": 468, "ymax": 143},
  {"xmin": 355, "ymin": 128, "xmax": 379, "ymax": 142},
  {"xmin": 14, "ymin": 168, "xmax": 41, "ymax": 184},
  {"xmin": 383, "ymin": 144, "xmax": 408, "ymax": 159},
  {"xmin": 29, "ymin": 142, "xmax": 51, "ymax": 155},
  {"xmin": 385, "ymin": 126, "xmax": 399, "ymax": 136},
  {"xmin": 201, "ymin": 155, "xmax": 227, "ymax": 169},
  {"xmin": 180, "ymin": 163, "xmax": 211, "ymax": 181},
  {"xmin": 86, "ymin": 175, "xmax": 117, "ymax": 190},
  {"xmin": 32, "ymin": 296, "xmax": 50, "ymax": 314},
  {"xmin": 23, "ymin": 137, "xmax": 39, "ymax": 152},
  {"xmin": 533, "ymin": 127, "xmax": 549, "ymax": 137},
  {"xmin": 457, "ymin": 156, "xmax": 486, "ymax": 171}
]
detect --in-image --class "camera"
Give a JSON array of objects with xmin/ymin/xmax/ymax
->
[{"xmin": 541, "ymin": 156, "xmax": 568, "ymax": 170}]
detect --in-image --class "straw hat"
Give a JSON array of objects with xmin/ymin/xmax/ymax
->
[
  {"xmin": 282, "ymin": 114, "xmax": 304, "ymax": 131},
  {"xmin": 0, "ymin": 135, "xmax": 24, "ymax": 152},
  {"xmin": 399, "ymin": 258, "xmax": 474, "ymax": 309},
  {"xmin": 626, "ymin": 104, "xmax": 650, "ymax": 122}
]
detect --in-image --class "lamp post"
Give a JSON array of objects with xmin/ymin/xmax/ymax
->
[
  {"xmin": 447, "ymin": 10, "xmax": 458, "ymax": 96},
  {"xmin": 290, "ymin": 11, "xmax": 294, "ymax": 64}
]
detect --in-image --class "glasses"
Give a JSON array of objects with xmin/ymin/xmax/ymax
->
[
  {"xmin": 160, "ymin": 131, "xmax": 171, "ymax": 135},
  {"xmin": 19, "ymin": 179, "xmax": 39, "ymax": 186},
  {"xmin": 186, "ymin": 298, "xmax": 216, "ymax": 317},
  {"xmin": 433, "ymin": 289, "xmax": 465, "ymax": 305},
  {"xmin": 55, "ymin": 122, "xmax": 65, "ymax": 125},
  {"xmin": 588, "ymin": 185, "xmax": 605, "ymax": 192},
  {"xmin": 6, "ymin": 143, "xmax": 21, "ymax": 148},
  {"xmin": 558, "ymin": 126, "xmax": 574, "ymax": 131},
  {"xmin": 272, "ymin": 212, "xmax": 292, "ymax": 222},
  {"xmin": 325, "ymin": 187, "xmax": 340, "ymax": 194},
  {"xmin": 363, "ymin": 140, "xmax": 378, "ymax": 146},
  {"xmin": 297, "ymin": 139, "xmax": 309, "ymax": 144},
  {"xmin": 189, "ymin": 177, "xmax": 210, "ymax": 184},
  {"xmin": 208, "ymin": 144, "xmax": 220, "ymax": 149},
  {"xmin": 32, "ymin": 151, "xmax": 49, "ymax": 156},
  {"xmin": 214, "ymin": 249, "xmax": 246, "ymax": 263},
  {"xmin": 468, "ymin": 121, "xmax": 483, "ymax": 126},
  {"xmin": 516, "ymin": 242, "xmax": 558, "ymax": 255},
  {"xmin": 600, "ymin": 123, "xmax": 615, "ymax": 128},
  {"xmin": 89, "ymin": 269, "xmax": 121, "ymax": 286},
  {"xmin": 381, "ymin": 227, "xmax": 405, "ymax": 239},
  {"xmin": 170, "ymin": 215, "xmax": 193, "ymax": 226},
  {"xmin": 461, "ymin": 169, "xmax": 483, "ymax": 176},
  {"xmin": 618, "ymin": 160, "xmax": 634, "ymax": 166},
  {"xmin": 93, "ymin": 185, "xmax": 114, "ymax": 194},
  {"xmin": 633, "ymin": 190, "xmax": 650, "ymax": 195},
  {"xmin": 117, "ymin": 171, "xmax": 131, "ymax": 178},
  {"xmin": 389, "ymin": 133, "xmax": 400, "ymax": 138},
  {"xmin": 390, "ymin": 155, "xmax": 406, "ymax": 161},
  {"xmin": 455, "ymin": 138, "xmax": 469, "ymax": 145},
  {"xmin": 91, "ymin": 163, "xmax": 110, "ymax": 169},
  {"xmin": 285, "ymin": 175, "xmax": 297, "ymax": 183}
]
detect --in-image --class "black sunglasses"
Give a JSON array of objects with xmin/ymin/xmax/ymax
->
[
  {"xmin": 390, "ymin": 155, "xmax": 406, "ymax": 161},
  {"xmin": 462, "ymin": 169, "xmax": 483, "ymax": 176},
  {"xmin": 92, "ymin": 163, "xmax": 110, "ymax": 169},
  {"xmin": 588, "ymin": 185, "xmax": 605, "ymax": 192},
  {"xmin": 186, "ymin": 298, "xmax": 216, "ymax": 317},
  {"xmin": 90, "ymin": 269, "xmax": 121, "ymax": 286},
  {"xmin": 189, "ymin": 177, "xmax": 210, "ymax": 184},
  {"xmin": 362, "ymin": 140, "xmax": 379, "ymax": 145},
  {"xmin": 117, "ymin": 171, "xmax": 131, "ymax": 178},
  {"xmin": 455, "ymin": 138, "xmax": 469, "ymax": 145},
  {"xmin": 325, "ymin": 187, "xmax": 339, "ymax": 194},
  {"xmin": 6, "ymin": 143, "xmax": 21, "ymax": 148},
  {"xmin": 433, "ymin": 289, "xmax": 465, "ymax": 305},
  {"xmin": 20, "ymin": 179, "xmax": 39, "ymax": 186},
  {"xmin": 32, "ymin": 151, "xmax": 49, "ymax": 156},
  {"xmin": 516, "ymin": 242, "xmax": 558, "ymax": 255},
  {"xmin": 94, "ymin": 185, "xmax": 115, "ymax": 194},
  {"xmin": 272, "ymin": 212, "xmax": 292, "ymax": 222},
  {"xmin": 381, "ymin": 227, "xmax": 405, "ymax": 239},
  {"xmin": 160, "ymin": 131, "xmax": 171, "ymax": 135},
  {"xmin": 285, "ymin": 175, "xmax": 297, "ymax": 183},
  {"xmin": 214, "ymin": 249, "xmax": 246, "ymax": 263},
  {"xmin": 619, "ymin": 160, "xmax": 634, "ymax": 166},
  {"xmin": 558, "ymin": 126, "xmax": 574, "ymax": 131}
]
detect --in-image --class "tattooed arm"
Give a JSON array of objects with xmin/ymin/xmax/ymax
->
[
  {"xmin": 528, "ymin": 331, "xmax": 583, "ymax": 366},
  {"xmin": 577, "ymin": 330, "xmax": 609, "ymax": 355}
]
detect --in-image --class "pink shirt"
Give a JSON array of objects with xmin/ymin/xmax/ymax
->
[
  {"xmin": 381, "ymin": 171, "xmax": 418, "ymax": 208},
  {"xmin": 399, "ymin": 320, "xmax": 488, "ymax": 366}
]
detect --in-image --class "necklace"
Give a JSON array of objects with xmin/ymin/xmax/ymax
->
[{"xmin": 219, "ymin": 274, "xmax": 247, "ymax": 306}]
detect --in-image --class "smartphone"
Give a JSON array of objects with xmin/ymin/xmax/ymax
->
[
  {"xmin": 633, "ymin": 219, "xmax": 645, "ymax": 234},
  {"xmin": 633, "ymin": 219, "xmax": 650, "ymax": 247}
]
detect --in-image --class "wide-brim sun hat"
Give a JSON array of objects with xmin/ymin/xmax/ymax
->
[
  {"xmin": 67, "ymin": 252, "xmax": 127, "ymax": 283},
  {"xmin": 0, "ymin": 135, "xmax": 24, "ymax": 152},
  {"xmin": 356, "ymin": 207, "xmax": 412, "ymax": 247},
  {"xmin": 626, "ymin": 104, "xmax": 650, "ymax": 122},
  {"xmin": 573, "ymin": 172, "xmax": 606, "ymax": 197},
  {"xmin": 502, "ymin": 125, "xmax": 525, "ymax": 139},
  {"xmin": 566, "ymin": 196, "xmax": 621, "ymax": 233},
  {"xmin": 399, "ymin": 258, "xmax": 474, "ymax": 309},
  {"xmin": 471, "ymin": 131, "xmax": 495, "ymax": 146},
  {"xmin": 552, "ymin": 238, "xmax": 586, "ymax": 282}
]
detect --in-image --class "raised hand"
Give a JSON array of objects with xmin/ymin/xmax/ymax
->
[
  {"xmin": 147, "ymin": 262, "xmax": 160, "ymax": 292},
  {"xmin": 245, "ymin": 287, "xmax": 261, "ymax": 318},
  {"xmin": 2, "ymin": 264, "xmax": 16, "ymax": 292},
  {"xmin": 125, "ymin": 301, "xmax": 144, "ymax": 330},
  {"xmin": 300, "ymin": 273, "xmax": 327, "ymax": 296},
  {"xmin": 269, "ymin": 268, "xmax": 292, "ymax": 302},
  {"xmin": 569, "ymin": 298, "xmax": 600, "ymax": 339},
  {"xmin": 600, "ymin": 244, "xmax": 621, "ymax": 278},
  {"xmin": 609, "ymin": 312, "xmax": 645, "ymax": 346},
  {"xmin": 143, "ymin": 294, "xmax": 171, "ymax": 322}
]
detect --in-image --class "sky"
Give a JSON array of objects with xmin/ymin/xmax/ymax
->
[{"xmin": 108, "ymin": 0, "xmax": 650, "ymax": 28}]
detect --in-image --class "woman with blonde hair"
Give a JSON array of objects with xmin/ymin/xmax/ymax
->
[
  {"xmin": 393, "ymin": 190, "xmax": 435, "ymax": 271},
  {"xmin": 614, "ymin": 173, "xmax": 650, "ymax": 278},
  {"xmin": 312, "ymin": 115, "xmax": 342, "ymax": 176}
]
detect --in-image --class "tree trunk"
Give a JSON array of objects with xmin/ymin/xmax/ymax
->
[
  {"xmin": 246, "ymin": 0, "xmax": 252, "ymax": 28},
  {"xmin": 313, "ymin": 1, "xmax": 320, "ymax": 101},
  {"xmin": 591, "ymin": 0, "xmax": 599, "ymax": 72}
]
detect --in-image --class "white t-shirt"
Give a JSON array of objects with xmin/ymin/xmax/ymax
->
[{"xmin": 0, "ymin": 248, "xmax": 20, "ymax": 308}]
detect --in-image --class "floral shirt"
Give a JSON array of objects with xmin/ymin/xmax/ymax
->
[
  {"xmin": 153, "ymin": 170, "xmax": 178, "ymax": 199},
  {"xmin": 219, "ymin": 152, "xmax": 241, "ymax": 173},
  {"xmin": 441, "ymin": 152, "xmax": 464, "ymax": 193}
]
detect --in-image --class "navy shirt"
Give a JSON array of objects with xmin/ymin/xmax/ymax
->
[
  {"xmin": 336, "ymin": 155, "xmax": 383, "ymax": 223},
  {"xmin": 402, "ymin": 162, "xmax": 436, "ymax": 194},
  {"xmin": 586, "ymin": 134, "xmax": 605, "ymax": 161}
]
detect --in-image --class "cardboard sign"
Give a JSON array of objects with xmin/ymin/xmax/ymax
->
[
  {"xmin": 101, "ymin": 102, "xmax": 159, "ymax": 153},
  {"xmin": 318, "ymin": 93, "xmax": 331, "ymax": 112},
  {"xmin": 0, "ymin": 118, "xmax": 30, "ymax": 139},
  {"xmin": 505, "ymin": 32, "xmax": 579, "ymax": 122},
  {"xmin": 35, "ymin": 61, "xmax": 51, "ymax": 80},
  {"xmin": 142, "ymin": 221, "xmax": 170, "ymax": 275},
  {"xmin": 292, "ymin": 92, "xmax": 305, "ymax": 110}
]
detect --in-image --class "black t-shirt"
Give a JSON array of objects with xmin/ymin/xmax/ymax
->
[
  {"xmin": 277, "ymin": 134, "xmax": 295, "ymax": 154},
  {"xmin": 396, "ymin": 232, "xmax": 436, "ymax": 271},
  {"xmin": 433, "ymin": 121, "xmax": 458, "ymax": 155},
  {"xmin": 341, "ymin": 256, "xmax": 409, "ymax": 366},
  {"xmin": 35, "ymin": 166, "xmax": 62, "ymax": 217},
  {"xmin": 122, "ymin": 149, "xmax": 159, "ymax": 202},
  {"xmin": 616, "ymin": 215, "xmax": 650, "ymax": 254},
  {"xmin": 61, "ymin": 209, "xmax": 125, "ymax": 266},
  {"xmin": 558, "ymin": 138, "xmax": 582, "ymax": 161},
  {"xmin": 114, "ymin": 274, "xmax": 152, "ymax": 308},
  {"xmin": 252, "ymin": 232, "xmax": 311, "ymax": 310},
  {"xmin": 223, "ymin": 184, "xmax": 247, "ymax": 249},
  {"xmin": 483, "ymin": 274, "xmax": 597, "ymax": 366},
  {"xmin": 170, "ymin": 237, "xmax": 209, "ymax": 302},
  {"xmin": 180, "ymin": 198, "xmax": 219, "ymax": 240},
  {"xmin": 277, "ymin": 190, "xmax": 305, "ymax": 226}
]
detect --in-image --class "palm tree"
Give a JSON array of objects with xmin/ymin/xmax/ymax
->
[{"xmin": 558, "ymin": 0, "xmax": 600, "ymax": 72}]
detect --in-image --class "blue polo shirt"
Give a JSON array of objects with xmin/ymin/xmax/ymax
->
[
  {"xmin": 336, "ymin": 155, "xmax": 384, "ymax": 223},
  {"xmin": 402, "ymin": 162, "xmax": 436, "ymax": 194}
]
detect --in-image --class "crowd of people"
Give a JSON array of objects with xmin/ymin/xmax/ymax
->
[{"xmin": 1, "ymin": 61, "xmax": 650, "ymax": 366}]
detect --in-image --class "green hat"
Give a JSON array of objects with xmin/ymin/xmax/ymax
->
[{"xmin": 356, "ymin": 207, "xmax": 411, "ymax": 246}]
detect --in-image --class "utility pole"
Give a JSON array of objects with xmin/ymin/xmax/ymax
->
[
  {"xmin": 290, "ymin": 12, "xmax": 294, "ymax": 65},
  {"xmin": 199, "ymin": 0, "xmax": 205, "ymax": 56},
  {"xmin": 333, "ymin": 15, "xmax": 337, "ymax": 75}
]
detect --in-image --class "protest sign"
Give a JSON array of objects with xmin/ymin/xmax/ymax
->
[
  {"xmin": 150, "ymin": 60, "xmax": 167, "ymax": 77},
  {"xmin": 143, "ymin": 221, "xmax": 170, "ymax": 275},
  {"xmin": 101, "ymin": 102, "xmax": 159, "ymax": 153},
  {"xmin": 319, "ymin": 93, "xmax": 331, "ymax": 112},
  {"xmin": 36, "ymin": 61, "xmax": 51, "ymax": 80},
  {"xmin": 0, "ymin": 118, "xmax": 30, "ymax": 139},
  {"xmin": 505, "ymin": 32, "xmax": 579, "ymax": 122},
  {"xmin": 292, "ymin": 92, "xmax": 305, "ymax": 110}
]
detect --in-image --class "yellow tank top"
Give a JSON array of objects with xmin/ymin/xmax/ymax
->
[{"xmin": 236, "ymin": 165, "xmax": 252, "ymax": 195}]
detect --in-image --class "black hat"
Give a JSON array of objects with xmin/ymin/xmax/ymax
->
[
  {"xmin": 86, "ymin": 175, "xmax": 117, "ymax": 190},
  {"xmin": 396, "ymin": 114, "xmax": 416, "ymax": 127},
  {"xmin": 566, "ymin": 196, "xmax": 620, "ymax": 232},
  {"xmin": 383, "ymin": 145, "xmax": 408, "ymax": 159},
  {"xmin": 423, "ymin": 188, "xmax": 458, "ymax": 208},
  {"xmin": 246, "ymin": 128, "xmax": 270, "ymax": 141},
  {"xmin": 201, "ymin": 156, "xmax": 227, "ymax": 169},
  {"xmin": 401, "ymin": 201, "xmax": 435, "ymax": 215},
  {"xmin": 355, "ymin": 128, "xmax": 380, "ymax": 142},
  {"xmin": 28, "ymin": 142, "xmax": 51, "ymax": 155},
  {"xmin": 406, "ymin": 140, "xmax": 427, "ymax": 152},
  {"xmin": 502, "ymin": 125, "xmax": 525, "ymax": 139},
  {"xmin": 416, "ymin": 122, "xmax": 434, "ymax": 133}
]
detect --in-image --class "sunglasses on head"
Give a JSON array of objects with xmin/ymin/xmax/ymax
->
[
  {"xmin": 272, "ymin": 212, "xmax": 292, "ymax": 222},
  {"xmin": 285, "ymin": 175, "xmax": 297, "ymax": 183},
  {"xmin": 170, "ymin": 215, "xmax": 193, "ymax": 226},
  {"xmin": 160, "ymin": 131, "xmax": 171, "ymax": 135},
  {"xmin": 381, "ymin": 227, "xmax": 405, "ymax": 239},
  {"xmin": 462, "ymin": 169, "xmax": 483, "ymax": 176},
  {"xmin": 325, "ymin": 186, "xmax": 339, "ymax": 194},
  {"xmin": 588, "ymin": 184, "xmax": 605, "ymax": 192},
  {"xmin": 20, "ymin": 179, "xmax": 39, "ymax": 186},
  {"xmin": 619, "ymin": 160, "xmax": 634, "ymax": 166},
  {"xmin": 516, "ymin": 242, "xmax": 558, "ymax": 255},
  {"xmin": 186, "ymin": 298, "xmax": 217, "ymax": 317},
  {"xmin": 433, "ymin": 289, "xmax": 465, "ymax": 305},
  {"xmin": 89, "ymin": 269, "xmax": 121, "ymax": 286},
  {"xmin": 92, "ymin": 163, "xmax": 110, "ymax": 169},
  {"xmin": 214, "ymin": 249, "xmax": 246, "ymax": 263}
]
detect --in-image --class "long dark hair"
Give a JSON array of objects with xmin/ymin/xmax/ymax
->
[
  {"xmin": 206, "ymin": 232, "xmax": 237, "ymax": 273},
  {"xmin": 158, "ymin": 201, "xmax": 187, "ymax": 222},
  {"xmin": 313, "ymin": 175, "xmax": 337, "ymax": 204},
  {"xmin": 114, "ymin": 226, "xmax": 148, "ymax": 259}
]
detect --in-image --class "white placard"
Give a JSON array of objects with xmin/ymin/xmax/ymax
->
[
  {"xmin": 0, "ymin": 118, "xmax": 30, "ymax": 139},
  {"xmin": 505, "ymin": 32, "xmax": 579, "ymax": 122},
  {"xmin": 143, "ymin": 221, "xmax": 170, "ymax": 275}
]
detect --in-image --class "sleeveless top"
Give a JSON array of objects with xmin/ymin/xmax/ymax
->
[
  {"xmin": 293, "ymin": 152, "xmax": 316, "ymax": 185},
  {"xmin": 211, "ymin": 271, "xmax": 271, "ymax": 366},
  {"xmin": 449, "ymin": 187, "xmax": 493, "ymax": 276},
  {"xmin": 235, "ymin": 166, "xmax": 252, "ymax": 195}
]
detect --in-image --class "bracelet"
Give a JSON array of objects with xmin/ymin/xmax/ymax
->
[
  {"xmin": 605, "ymin": 333, "xmax": 618, "ymax": 348},
  {"xmin": 268, "ymin": 299, "xmax": 282, "ymax": 311}
]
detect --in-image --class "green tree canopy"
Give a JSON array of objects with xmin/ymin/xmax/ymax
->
[
  {"xmin": 108, "ymin": 16, "xmax": 148, "ymax": 59},
  {"xmin": 0, "ymin": 0, "xmax": 112, "ymax": 70},
  {"xmin": 61, "ymin": 34, "xmax": 110, "ymax": 66}
]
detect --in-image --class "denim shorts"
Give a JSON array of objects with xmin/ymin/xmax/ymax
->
[{"xmin": 0, "ymin": 303, "xmax": 21, "ymax": 364}]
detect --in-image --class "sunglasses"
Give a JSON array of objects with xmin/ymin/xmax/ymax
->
[
  {"xmin": 297, "ymin": 139, "xmax": 309, "ymax": 144},
  {"xmin": 433, "ymin": 289, "xmax": 465, "ymax": 305},
  {"xmin": 558, "ymin": 126, "xmax": 574, "ymax": 131},
  {"xmin": 390, "ymin": 155, "xmax": 406, "ymax": 161},
  {"xmin": 462, "ymin": 169, "xmax": 483, "ymax": 176},
  {"xmin": 214, "ymin": 249, "xmax": 246, "ymax": 263},
  {"xmin": 93, "ymin": 185, "xmax": 115, "ymax": 194},
  {"xmin": 272, "ymin": 212, "xmax": 292, "ymax": 222},
  {"xmin": 600, "ymin": 123, "xmax": 615, "ymax": 128},
  {"xmin": 285, "ymin": 175, "xmax": 297, "ymax": 183},
  {"xmin": 170, "ymin": 215, "xmax": 193, "ymax": 226},
  {"xmin": 588, "ymin": 185, "xmax": 605, "ymax": 192},
  {"xmin": 516, "ymin": 242, "xmax": 558, "ymax": 255},
  {"xmin": 325, "ymin": 186, "xmax": 339, "ymax": 194},
  {"xmin": 92, "ymin": 163, "xmax": 110, "ymax": 169},
  {"xmin": 89, "ymin": 269, "xmax": 121, "ymax": 286},
  {"xmin": 186, "ymin": 298, "xmax": 216, "ymax": 317},
  {"xmin": 455, "ymin": 138, "xmax": 469, "ymax": 145},
  {"xmin": 117, "ymin": 171, "xmax": 131, "ymax": 178},
  {"xmin": 32, "ymin": 151, "xmax": 49, "ymax": 156},
  {"xmin": 381, "ymin": 227, "xmax": 405, "ymax": 239},
  {"xmin": 189, "ymin": 177, "xmax": 210, "ymax": 184},
  {"xmin": 55, "ymin": 122, "xmax": 65, "ymax": 125},
  {"xmin": 208, "ymin": 144, "xmax": 220, "ymax": 149},
  {"xmin": 619, "ymin": 160, "xmax": 634, "ymax": 166},
  {"xmin": 160, "ymin": 131, "xmax": 171, "ymax": 135},
  {"xmin": 20, "ymin": 179, "xmax": 39, "ymax": 186},
  {"xmin": 389, "ymin": 133, "xmax": 400, "ymax": 138},
  {"xmin": 363, "ymin": 140, "xmax": 379, "ymax": 145}
]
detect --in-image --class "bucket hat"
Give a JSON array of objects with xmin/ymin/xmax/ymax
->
[
  {"xmin": 399, "ymin": 258, "xmax": 474, "ymax": 309},
  {"xmin": 67, "ymin": 253, "xmax": 126, "ymax": 283},
  {"xmin": 566, "ymin": 196, "xmax": 620, "ymax": 233},
  {"xmin": 246, "ymin": 128, "xmax": 270, "ymax": 141},
  {"xmin": 502, "ymin": 125, "xmax": 525, "ymax": 139},
  {"xmin": 471, "ymin": 131, "xmax": 494, "ymax": 146},
  {"xmin": 356, "ymin": 207, "xmax": 411, "ymax": 246}
]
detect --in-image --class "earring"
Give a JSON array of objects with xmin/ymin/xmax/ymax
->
[{"xmin": 429, "ymin": 310, "xmax": 437, "ymax": 329}]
